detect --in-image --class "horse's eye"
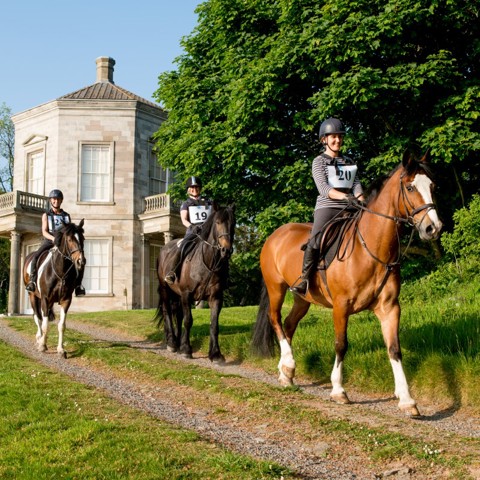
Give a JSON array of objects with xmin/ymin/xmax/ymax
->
[{"xmin": 406, "ymin": 184, "xmax": 414, "ymax": 192}]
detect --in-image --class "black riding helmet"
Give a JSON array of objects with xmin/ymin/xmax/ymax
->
[
  {"xmin": 185, "ymin": 176, "xmax": 202, "ymax": 189},
  {"xmin": 319, "ymin": 118, "xmax": 345, "ymax": 139},
  {"xmin": 49, "ymin": 189, "xmax": 64, "ymax": 199}
]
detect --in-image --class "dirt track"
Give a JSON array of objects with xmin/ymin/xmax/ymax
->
[{"xmin": 1, "ymin": 317, "xmax": 478, "ymax": 479}]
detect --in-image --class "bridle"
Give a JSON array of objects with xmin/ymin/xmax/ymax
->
[
  {"xmin": 334, "ymin": 168, "xmax": 438, "ymax": 298},
  {"xmin": 50, "ymin": 229, "xmax": 85, "ymax": 282}
]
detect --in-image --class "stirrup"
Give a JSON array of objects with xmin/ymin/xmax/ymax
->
[
  {"xmin": 289, "ymin": 279, "xmax": 308, "ymax": 295},
  {"xmin": 164, "ymin": 272, "xmax": 177, "ymax": 285}
]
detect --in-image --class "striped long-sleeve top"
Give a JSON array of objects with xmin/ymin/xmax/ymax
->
[{"xmin": 312, "ymin": 153, "xmax": 363, "ymax": 211}]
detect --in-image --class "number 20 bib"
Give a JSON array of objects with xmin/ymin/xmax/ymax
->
[{"xmin": 327, "ymin": 164, "xmax": 358, "ymax": 189}]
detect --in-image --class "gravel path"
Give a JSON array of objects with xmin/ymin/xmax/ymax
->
[{"xmin": 1, "ymin": 317, "xmax": 478, "ymax": 479}]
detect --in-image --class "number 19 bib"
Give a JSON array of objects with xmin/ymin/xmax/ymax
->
[{"xmin": 188, "ymin": 205, "xmax": 212, "ymax": 224}]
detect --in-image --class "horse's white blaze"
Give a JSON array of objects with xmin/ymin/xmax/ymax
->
[
  {"xmin": 412, "ymin": 174, "xmax": 442, "ymax": 227},
  {"xmin": 390, "ymin": 358, "xmax": 416, "ymax": 407},
  {"xmin": 330, "ymin": 358, "xmax": 345, "ymax": 395}
]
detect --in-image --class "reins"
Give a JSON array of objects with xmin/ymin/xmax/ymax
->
[
  {"xmin": 321, "ymin": 170, "xmax": 436, "ymax": 300},
  {"xmin": 49, "ymin": 229, "xmax": 84, "ymax": 285}
]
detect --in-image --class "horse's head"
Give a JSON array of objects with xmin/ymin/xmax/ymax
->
[
  {"xmin": 57, "ymin": 219, "xmax": 86, "ymax": 272},
  {"xmin": 399, "ymin": 150, "xmax": 443, "ymax": 241},
  {"xmin": 204, "ymin": 204, "xmax": 236, "ymax": 258}
]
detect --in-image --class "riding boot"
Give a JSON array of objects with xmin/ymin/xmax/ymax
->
[
  {"xmin": 289, "ymin": 245, "xmax": 320, "ymax": 296},
  {"xmin": 75, "ymin": 286, "xmax": 86, "ymax": 296},
  {"xmin": 26, "ymin": 272, "xmax": 37, "ymax": 292},
  {"xmin": 164, "ymin": 249, "xmax": 181, "ymax": 285},
  {"xmin": 75, "ymin": 270, "xmax": 86, "ymax": 296},
  {"xmin": 26, "ymin": 264, "xmax": 37, "ymax": 292}
]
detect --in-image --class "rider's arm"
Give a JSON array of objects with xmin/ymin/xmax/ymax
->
[
  {"xmin": 180, "ymin": 209, "xmax": 192, "ymax": 229},
  {"xmin": 41, "ymin": 213, "xmax": 55, "ymax": 242}
]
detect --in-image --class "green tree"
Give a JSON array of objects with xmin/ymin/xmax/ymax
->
[
  {"xmin": 0, "ymin": 103, "xmax": 14, "ymax": 193},
  {"xmin": 154, "ymin": 0, "xmax": 479, "ymax": 233},
  {"xmin": 153, "ymin": 0, "xmax": 479, "ymax": 304}
]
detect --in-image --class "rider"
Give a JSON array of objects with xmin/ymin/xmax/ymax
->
[
  {"xmin": 164, "ymin": 176, "xmax": 213, "ymax": 285},
  {"xmin": 25, "ymin": 189, "xmax": 86, "ymax": 296},
  {"xmin": 290, "ymin": 118, "xmax": 365, "ymax": 296}
]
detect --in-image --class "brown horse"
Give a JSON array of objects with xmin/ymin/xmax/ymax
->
[
  {"xmin": 23, "ymin": 220, "xmax": 86, "ymax": 358},
  {"xmin": 155, "ymin": 205, "xmax": 235, "ymax": 362},
  {"xmin": 252, "ymin": 150, "xmax": 442, "ymax": 416}
]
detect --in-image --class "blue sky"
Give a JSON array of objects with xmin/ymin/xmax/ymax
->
[{"xmin": 2, "ymin": 1, "xmax": 202, "ymax": 115}]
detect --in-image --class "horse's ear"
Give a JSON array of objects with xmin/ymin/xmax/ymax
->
[
  {"xmin": 420, "ymin": 148, "xmax": 431, "ymax": 164},
  {"xmin": 79, "ymin": 218, "xmax": 85, "ymax": 228},
  {"xmin": 229, "ymin": 203, "xmax": 236, "ymax": 212},
  {"xmin": 212, "ymin": 201, "xmax": 219, "ymax": 212},
  {"xmin": 402, "ymin": 148, "xmax": 417, "ymax": 174}
]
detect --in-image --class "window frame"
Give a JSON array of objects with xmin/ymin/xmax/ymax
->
[
  {"xmin": 82, "ymin": 237, "xmax": 113, "ymax": 295},
  {"xmin": 78, "ymin": 141, "xmax": 115, "ymax": 204}
]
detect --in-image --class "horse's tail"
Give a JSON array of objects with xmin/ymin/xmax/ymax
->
[
  {"xmin": 153, "ymin": 283, "xmax": 165, "ymax": 328},
  {"xmin": 251, "ymin": 280, "xmax": 275, "ymax": 357}
]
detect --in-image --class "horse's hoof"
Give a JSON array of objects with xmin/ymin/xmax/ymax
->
[
  {"xmin": 180, "ymin": 352, "xmax": 193, "ymax": 359},
  {"xmin": 37, "ymin": 345, "xmax": 47, "ymax": 353},
  {"xmin": 211, "ymin": 355, "xmax": 225, "ymax": 364},
  {"xmin": 330, "ymin": 392, "xmax": 351, "ymax": 404},
  {"xmin": 58, "ymin": 351, "xmax": 67, "ymax": 359},
  {"xmin": 278, "ymin": 373, "xmax": 294, "ymax": 387},
  {"xmin": 166, "ymin": 345, "xmax": 177, "ymax": 353},
  {"xmin": 400, "ymin": 405, "xmax": 421, "ymax": 417}
]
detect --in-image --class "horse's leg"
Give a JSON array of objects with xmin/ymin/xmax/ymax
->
[
  {"xmin": 161, "ymin": 288, "xmax": 177, "ymax": 352},
  {"xmin": 38, "ymin": 311, "xmax": 50, "ymax": 353},
  {"xmin": 207, "ymin": 295, "xmax": 225, "ymax": 364},
  {"xmin": 31, "ymin": 295, "xmax": 44, "ymax": 349},
  {"xmin": 330, "ymin": 304, "xmax": 351, "ymax": 404},
  {"xmin": 373, "ymin": 301, "xmax": 420, "ymax": 416},
  {"xmin": 57, "ymin": 299, "xmax": 72, "ymax": 358},
  {"xmin": 278, "ymin": 296, "xmax": 311, "ymax": 385},
  {"xmin": 179, "ymin": 294, "xmax": 193, "ymax": 359}
]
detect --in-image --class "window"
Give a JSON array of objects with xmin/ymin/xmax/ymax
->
[
  {"xmin": 149, "ymin": 148, "xmax": 175, "ymax": 195},
  {"xmin": 83, "ymin": 239, "xmax": 111, "ymax": 294},
  {"xmin": 80, "ymin": 143, "xmax": 113, "ymax": 202},
  {"xmin": 27, "ymin": 150, "xmax": 44, "ymax": 194}
]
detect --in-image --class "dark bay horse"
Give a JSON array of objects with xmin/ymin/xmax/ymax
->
[
  {"xmin": 23, "ymin": 220, "xmax": 86, "ymax": 358},
  {"xmin": 155, "ymin": 205, "xmax": 235, "ymax": 362},
  {"xmin": 252, "ymin": 150, "xmax": 442, "ymax": 416}
]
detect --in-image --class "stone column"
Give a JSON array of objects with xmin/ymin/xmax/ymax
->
[
  {"xmin": 140, "ymin": 234, "xmax": 149, "ymax": 309},
  {"xmin": 8, "ymin": 231, "xmax": 21, "ymax": 315}
]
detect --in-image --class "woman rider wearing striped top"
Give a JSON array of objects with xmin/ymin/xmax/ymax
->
[{"xmin": 290, "ymin": 118, "xmax": 365, "ymax": 295}]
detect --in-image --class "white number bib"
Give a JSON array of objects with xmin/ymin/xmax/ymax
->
[
  {"xmin": 327, "ymin": 164, "xmax": 358, "ymax": 189},
  {"xmin": 188, "ymin": 205, "xmax": 212, "ymax": 224}
]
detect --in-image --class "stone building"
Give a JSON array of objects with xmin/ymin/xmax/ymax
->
[{"xmin": 0, "ymin": 57, "xmax": 184, "ymax": 314}]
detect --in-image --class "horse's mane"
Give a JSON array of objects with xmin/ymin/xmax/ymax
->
[
  {"xmin": 364, "ymin": 154, "xmax": 434, "ymax": 205},
  {"xmin": 364, "ymin": 165, "xmax": 401, "ymax": 204},
  {"xmin": 54, "ymin": 222, "xmax": 85, "ymax": 248},
  {"xmin": 199, "ymin": 205, "xmax": 235, "ymax": 241}
]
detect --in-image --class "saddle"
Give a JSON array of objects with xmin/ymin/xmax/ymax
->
[{"xmin": 309, "ymin": 211, "xmax": 359, "ymax": 270}]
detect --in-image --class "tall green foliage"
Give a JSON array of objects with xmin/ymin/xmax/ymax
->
[
  {"xmin": 154, "ymin": 0, "xmax": 480, "ymax": 234},
  {"xmin": 441, "ymin": 194, "xmax": 480, "ymax": 259}
]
